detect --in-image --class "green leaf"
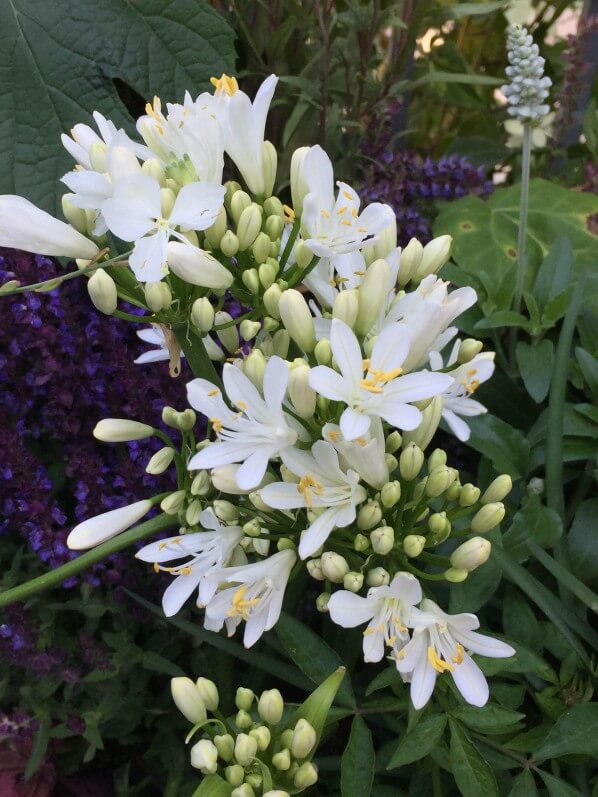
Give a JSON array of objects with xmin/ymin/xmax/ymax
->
[
  {"xmin": 285, "ymin": 667, "xmax": 347, "ymax": 751},
  {"xmin": 24, "ymin": 718, "xmax": 51, "ymax": 781},
  {"xmin": 386, "ymin": 714, "xmax": 447, "ymax": 769},
  {"xmin": 276, "ymin": 613, "xmax": 355, "ymax": 707},
  {"xmin": 451, "ymin": 704, "xmax": 525, "ymax": 735},
  {"xmin": 141, "ymin": 651, "xmax": 186, "ymax": 677},
  {"xmin": 466, "ymin": 414, "xmax": 530, "ymax": 479},
  {"xmin": 534, "ymin": 703, "xmax": 598, "ymax": 761},
  {"xmin": 443, "ymin": 1, "xmax": 505, "ymax": 18},
  {"xmin": 449, "ymin": 719, "xmax": 498, "ymax": 797},
  {"xmin": 568, "ymin": 499, "xmax": 598, "ymax": 585},
  {"xmin": 365, "ymin": 666, "xmax": 402, "ymax": 696},
  {"xmin": 192, "ymin": 775, "xmax": 234, "ymax": 797},
  {"xmin": 539, "ymin": 771, "xmax": 583, "ymax": 797},
  {"xmin": 508, "ymin": 769, "xmax": 538, "ymax": 797},
  {"xmin": 475, "ymin": 639, "xmax": 556, "ymax": 683},
  {"xmin": 575, "ymin": 347, "xmax": 598, "ymax": 401},
  {"xmin": 413, "ymin": 70, "xmax": 502, "ymax": 87},
  {"xmin": 474, "ymin": 311, "xmax": 530, "ymax": 330},
  {"xmin": 0, "ymin": 0, "xmax": 235, "ymax": 215},
  {"xmin": 341, "ymin": 716, "xmax": 375, "ymax": 797},
  {"xmin": 533, "ymin": 237, "xmax": 573, "ymax": 311},
  {"xmin": 515, "ymin": 340, "xmax": 554, "ymax": 403},
  {"xmin": 503, "ymin": 495, "xmax": 562, "ymax": 559}
]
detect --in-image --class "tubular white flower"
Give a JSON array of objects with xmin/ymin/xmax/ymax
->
[
  {"xmin": 166, "ymin": 241, "xmax": 233, "ymax": 289},
  {"xmin": 309, "ymin": 318, "xmax": 451, "ymax": 441},
  {"xmin": 67, "ymin": 499, "xmax": 153, "ymax": 550},
  {"xmin": 0, "ymin": 196, "xmax": 99, "ymax": 259},
  {"xmin": 322, "ymin": 418, "xmax": 389, "ymax": 490},
  {"xmin": 203, "ymin": 549, "xmax": 296, "ymax": 648},
  {"xmin": 300, "ymin": 145, "xmax": 394, "ymax": 257},
  {"xmin": 62, "ymin": 111, "xmax": 150, "ymax": 170},
  {"xmin": 101, "ymin": 174, "xmax": 225, "ymax": 282},
  {"xmin": 261, "ymin": 440, "xmax": 367, "ymax": 559},
  {"xmin": 328, "ymin": 573, "xmax": 422, "ymax": 662},
  {"xmin": 396, "ymin": 599, "xmax": 515, "ymax": 709},
  {"xmin": 136, "ymin": 509, "xmax": 244, "ymax": 615},
  {"xmin": 187, "ymin": 357, "xmax": 303, "ymax": 490}
]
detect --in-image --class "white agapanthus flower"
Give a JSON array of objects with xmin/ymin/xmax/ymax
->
[
  {"xmin": 381, "ymin": 275, "xmax": 477, "ymax": 372},
  {"xmin": 395, "ymin": 599, "xmax": 515, "ymax": 709},
  {"xmin": 261, "ymin": 440, "xmax": 367, "ymax": 559},
  {"xmin": 187, "ymin": 356, "xmax": 302, "ymax": 490},
  {"xmin": 300, "ymin": 145, "xmax": 395, "ymax": 257},
  {"xmin": 309, "ymin": 318, "xmax": 452, "ymax": 441},
  {"xmin": 101, "ymin": 174, "xmax": 225, "ymax": 282},
  {"xmin": 328, "ymin": 573, "xmax": 422, "ymax": 662},
  {"xmin": 430, "ymin": 344, "xmax": 495, "ymax": 442},
  {"xmin": 136, "ymin": 510, "xmax": 244, "ymax": 616},
  {"xmin": 61, "ymin": 111, "xmax": 150, "ymax": 170},
  {"xmin": 322, "ymin": 418, "xmax": 389, "ymax": 490},
  {"xmin": 203, "ymin": 548, "xmax": 296, "ymax": 648}
]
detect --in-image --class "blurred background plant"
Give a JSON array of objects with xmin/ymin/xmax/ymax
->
[{"xmin": 1, "ymin": 0, "xmax": 597, "ymax": 795}]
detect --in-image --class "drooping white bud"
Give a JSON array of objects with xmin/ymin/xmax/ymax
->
[
  {"xmin": 288, "ymin": 362, "xmax": 316, "ymax": 418},
  {"xmin": 171, "ymin": 677, "xmax": 207, "ymax": 724},
  {"xmin": 190, "ymin": 738, "xmax": 218, "ymax": 774},
  {"xmin": 66, "ymin": 499, "xmax": 153, "ymax": 550},
  {"xmin": 93, "ymin": 419, "xmax": 153, "ymax": 442},
  {"xmin": 450, "ymin": 537, "xmax": 492, "ymax": 571},
  {"xmin": 87, "ymin": 269, "xmax": 118, "ymax": 315},
  {"xmin": 291, "ymin": 719, "xmax": 317, "ymax": 759}
]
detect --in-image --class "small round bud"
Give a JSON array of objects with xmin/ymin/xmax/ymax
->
[
  {"xmin": 459, "ymin": 483, "xmax": 481, "ymax": 507},
  {"xmin": 366, "ymin": 567, "xmax": 390, "ymax": 587},
  {"xmin": 320, "ymin": 552, "xmax": 350, "ymax": 583},
  {"xmin": 235, "ymin": 688, "xmax": 254, "ymax": 711},
  {"xmin": 294, "ymin": 761, "xmax": 318, "ymax": 789},
  {"xmin": 253, "ymin": 232, "xmax": 272, "ymax": 265},
  {"xmin": 272, "ymin": 749, "xmax": 292, "ymax": 771},
  {"xmin": 259, "ymin": 260, "xmax": 278, "ymax": 290},
  {"xmin": 263, "ymin": 283, "xmax": 282, "ymax": 318},
  {"xmin": 145, "ymin": 446, "xmax": 175, "ymax": 475},
  {"xmin": 213, "ymin": 500, "xmax": 239, "ymax": 523},
  {"xmin": 236, "ymin": 709, "xmax": 252, "ymax": 729},
  {"xmin": 191, "ymin": 297, "xmax": 215, "ymax": 333},
  {"xmin": 445, "ymin": 480, "xmax": 462, "ymax": 501},
  {"xmin": 242, "ymin": 518, "xmax": 262, "ymax": 538},
  {"xmin": 380, "ymin": 480, "xmax": 401, "ymax": 509},
  {"xmin": 144, "ymin": 281, "xmax": 171, "ymax": 312},
  {"xmin": 190, "ymin": 739, "xmax": 218, "ymax": 774},
  {"xmin": 249, "ymin": 725, "xmax": 271, "ymax": 751},
  {"xmin": 316, "ymin": 592, "xmax": 330, "ymax": 612},
  {"xmin": 400, "ymin": 443, "xmax": 424, "ymax": 481},
  {"xmin": 264, "ymin": 196, "xmax": 285, "ymax": 218},
  {"xmin": 314, "ymin": 338, "xmax": 332, "ymax": 365},
  {"xmin": 427, "ymin": 448, "xmax": 447, "ymax": 472},
  {"xmin": 171, "ymin": 677, "xmax": 206, "ymax": 724},
  {"xmin": 343, "ymin": 571, "xmax": 364, "ymax": 592},
  {"xmin": 528, "ymin": 477, "xmax": 544, "ymax": 495},
  {"xmin": 244, "ymin": 349, "xmax": 266, "ymax": 389},
  {"xmin": 426, "ymin": 466, "xmax": 456, "ymax": 498},
  {"xmin": 245, "ymin": 774, "xmax": 262, "ymax": 791},
  {"xmin": 457, "ymin": 338, "xmax": 484, "ymax": 364},
  {"xmin": 195, "ymin": 677, "xmax": 219, "ymax": 711},
  {"xmin": 385, "ymin": 453, "xmax": 398, "ymax": 472},
  {"xmin": 177, "ymin": 409, "xmax": 196, "ymax": 432},
  {"xmin": 450, "ymin": 537, "xmax": 492, "ymax": 571},
  {"xmin": 258, "ymin": 689, "xmax": 284, "ymax": 725},
  {"xmin": 385, "ymin": 431, "xmax": 403, "ymax": 454},
  {"xmin": 240, "ymin": 320, "xmax": 261, "ymax": 342},
  {"xmin": 87, "ymin": 269, "xmax": 118, "ymax": 315},
  {"xmin": 444, "ymin": 567, "xmax": 469, "ymax": 583},
  {"xmin": 94, "ymin": 419, "xmax": 153, "ymax": 443},
  {"xmin": 428, "ymin": 512, "xmax": 447, "ymax": 535},
  {"xmin": 471, "ymin": 502, "xmax": 505, "ymax": 534},
  {"xmin": 234, "ymin": 733, "xmax": 258, "ymax": 766},
  {"xmin": 306, "ymin": 558, "xmax": 324, "ymax": 580},
  {"xmin": 277, "ymin": 537, "xmax": 295, "ymax": 551},
  {"xmin": 291, "ymin": 719, "xmax": 317, "ymax": 759},
  {"xmin": 403, "ymin": 535, "xmax": 426, "ymax": 558},
  {"xmin": 215, "ymin": 734, "xmax": 235, "ymax": 762},
  {"xmin": 370, "ymin": 525, "xmax": 395, "ymax": 555},
  {"xmin": 160, "ymin": 490, "xmax": 186, "ymax": 515},
  {"xmin": 357, "ymin": 500, "xmax": 383, "ymax": 531},
  {"xmin": 280, "ymin": 729, "xmax": 294, "ymax": 749},
  {"xmin": 220, "ymin": 230, "xmax": 240, "ymax": 257},
  {"xmin": 481, "ymin": 475, "xmax": 513, "ymax": 504},
  {"xmin": 294, "ymin": 240, "xmax": 314, "ymax": 269},
  {"xmin": 265, "ymin": 214, "xmax": 285, "ymax": 239},
  {"xmin": 225, "ymin": 764, "xmax": 245, "ymax": 787}
]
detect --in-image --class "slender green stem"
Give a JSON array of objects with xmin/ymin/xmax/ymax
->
[
  {"xmin": 509, "ymin": 123, "xmax": 532, "ymax": 368},
  {"xmin": 0, "ymin": 512, "xmax": 174, "ymax": 608},
  {"xmin": 279, "ymin": 217, "xmax": 301, "ymax": 274},
  {"xmin": 173, "ymin": 323, "xmax": 223, "ymax": 391},
  {"xmin": 527, "ymin": 541, "xmax": 598, "ymax": 614}
]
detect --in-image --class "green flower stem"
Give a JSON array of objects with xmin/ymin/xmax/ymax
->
[
  {"xmin": 173, "ymin": 323, "xmax": 223, "ymax": 391},
  {"xmin": 509, "ymin": 123, "xmax": 532, "ymax": 368},
  {"xmin": 527, "ymin": 541, "xmax": 598, "ymax": 614},
  {"xmin": 0, "ymin": 512, "xmax": 174, "ymax": 609},
  {"xmin": 279, "ymin": 217, "xmax": 301, "ymax": 273}
]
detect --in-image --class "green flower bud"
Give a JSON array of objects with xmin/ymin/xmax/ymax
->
[
  {"xmin": 444, "ymin": 567, "xmax": 468, "ymax": 583},
  {"xmin": 220, "ymin": 230, "xmax": 240, "ymax": 257},
  {"xmin": 373, "ymin": 216, "xmax": 397, "ymax": 260},
  {"xmin": 399, "ymin": 443, "xmax": 424, "ymax": 481},
  {"xmin": 279, "ymin": 289, "xmax": 316, "ymax": 352},
  {"xmin": 288, "ymin": 362, "xmax": 316, "ymax": 419},
  {"xmin": 177, "ymin": 408, "xmax": 196, "ymax": 431},
  {"xmin": 277, "ymin": 537, "xmax": 295, "ymax": 552},
  {"xmin": 528, "ymin": 477, "xmax": 544, "ymax": 495},
  {"xmin": 272, "ymin": 329, "xmax": 290, "ymax": 358},
  {"xmin": 343, "ymin": 571, "xmax": 364, "ymax": 592},
  {"xmin": 316, "ymin": 592, "xmax": 330, "ymax": 612},
  {"xmin": 93, "ymin": 418, "xmax": 153, "ymax": 443},
  {"xmin": 190, "ymin": 738, "xmax": 218, "ymax": 774},
  {"xmin": 238, "ymin": 321, "xmax": 260, "ymax": 344},
  {"xmin": 314, "ymin": 338, "xmax": 332, "ymax": 365},
  {"xmin": 161, "ymin": 490, "xmax": 186, "ymax": 515},
  {"xmin": 450, "ymin": 536, "xmax": 491, "ymax": 571},
  {"xmin": 426, "ymin": 465, "xmax": 456, "ymax": 498},
  {"xmin": 397, "ymin": 237, "xmax": 423, "ymax": 286},
  {"xmin": 306, "ymin": 558, "xmax": 324, "ymax": 580},
  {"xmin": 224, "ymin": 180, "xmax": 242, "ymax": 209},
  {"xmin": 264, "ymin": 196, "xmax": 285, "ymax": 218},
  {"xmin": 195, "ymin": 677, "xmax": 219, "ymax": 711},
  {"xmin": 356, "ymin": 259, "xmax": 391, "ymax": 335},
  {"xmin": 385, "ymin": 431, "xmax": 403, "ymax": 454},
  {"xmin": 402, "ymin": 396, "xmax": 443, "ymax": 451},
  {"xmin": 162, "ymin": 406, "xmax": 179, "ymax": 428},
  {"xmin": 245, "ymin": 774, "xmax": 262, "ymax": 791},
  {"xmin": 265, "ymin": 214, "xmax": 284, "ymax": 240},
  {"xmin": 214, "ymin": 734, "xmax": 235, "ymax": 762},
  {"xmin": 445, "ymin": 480, "xmax": 462, "ymax": 501},
  {"xmin": 190, "ymin": 470, "xmax": 210, "ymax": 496},
  {"xmin": 234, "ymin": 733, "xmax": 258, "ymax": 766},
  {"xmin": 244, "ymin": 349, "xmax": 266, "ymax": 389},
  {"xmin": 471, "ymin": 502, "xmax": 505, "ymax": 534},
  {"xmin": 249, "ymin": 490, "xmax": 269, "ymax": 511},
  {"xmin": 361, "ymin": 244, "xmax": 376, "ymax": 266},
  {"xmin": 264, "ymin": 792, "xmax": 291, "ymax": 797},
  {"xmin": 249, "ymin": 725, "xmax": 271, "ymax": 751},
  {"xmin": 171, "ymin": 677, "xmax": 206, "ymax": 724},
  {"xmin": 370, "ymin": 525, "xmax": 395, "ymax": 555},
  {"xmin": 61, "ymin": 194, "xmax": 88, "ymax": 233},
  {"xmin": 259, "ymin": 260, "xmax": 278, "ymax": 290},
  {"xmin": 145, "ymin": 446, "xmax": 175, "ymax": 475},
  {"xmin": 403, "ymin": 535, "xmax": 426, "ymax": 558},
  {"xmin": 332, "ymin": 289, "xmax": 359, "ymax": 328},
  {"xmin": 252, "ymin": 232, "xmax": 272, "ymax": 265},
  {"xmin": 413, "ymin": 234, "xmax": 452, "ymax": 280},
  {"xmin": 235, "ymin": 709, "xmax": 253, "ymax": 729},
  {"xmin": 204, "ymin": 205, "xmax": 228, "ymax": 249},
  {"xmin": 141, "ymin": 157, "xmax": 166, "ymax": 185},
  {"xmin": 292, "ymin": 719, "xmax": 317, "ymax": 759},
  {"xmin": 191, "ymin": 297, "xmax": 215, "ymax": 333},
  {"xmin": 428, "ymin": 511, "xmax": 447, "ymax": 535},
  {"xmin": 357, "ymin": 500, "xmax": 383, "ymax": 530},
  {"xmin": 215, "ymin": 311, "xmax": 240, "ymax": 353},
  {"xmin": 185, "ymin": 499, "xmax": 202, "ymax": 527},
  {"xmin": 242, "ymin": 267, "xmax": 260, "ymax": 295},
  {"xmin": 280, "ymin": 729, "xmax": 294, "ymax": 749},
  {"xmin": 457, "ymin": 338, "xmax": 483, "ymax": 364},
  {"xmin": 381, "ymin": 480, "xmax": 401, "ymax": 508},
  {"xmin": 212, "ymin": 500, "xmax": 239, "ymax": 523},
  {"xmin": 459, "ymin": 483, "xmax": 481, "ymax": 507},
  {"xmin": 272, "ymin": 748, "xmax": 292, "ymax": 771},
  {"xmin": 230, "ymin": 190, "xmax": 252, "ymax": 224},
  {"xmin": 87, "ymin": 269, "xmax": 117, "ymax": 315},
  {"xmin": 481, "ymin": 475, "xmax": 513, "ymax": 504},
  {"xmin": 353, "ymin": 532, "xmax": 369, "ymax": 552},
  {"xmin": 159, "ymin": 187, "xmax": 176, "ymax": 218},
  {"xmin": 427, "ymin": 449, "xmax": 447, "ymax": 471},
  {"xmin": 258, "ymin": 689, "xmax": 284, "ymax": 725},
  {"xmin": 294, "ymin": 761, "xmax": 318, "ymax": 789},
  {"xmin": 290, "ymin": 147, "xmax": 309, "ymax": 215},
  {"xmin": 225, "ymin": 764, "xmax": 245, "ymax": 787},
  {"xmin": 262, "ymin": 139, "xmax": 277, "ymax": 197},
  {"xmin": 242, "ymin": 518, "xmax": 262, "ymax": 538},
  {"xmin": 235, "ymin": 688, "xmax": 254, "ymax": 712},
  {"xmin": 320, "ymin": 552, "xmax": 349, "ymax": 583},
  {"xmin": 366, "ymin": 567, "xmax": 390, "ymax": 587},
  {"xmin": 231, "ymin": 783, "xmax": 255, "ymax": 797},
  {"xmin": 294, "ymin": 240, "xmax": 314, "ymax": 269},
  {"xmin": 385, "ymin": 453, "xmax": 398, "ymax": 472},
  {"xmin": 263, "ymin": 284, "xmax": 282, "ymax": 318},
  {"xmin": 237, "ymin": 204, "xmax": 263, "ymax": 250}
]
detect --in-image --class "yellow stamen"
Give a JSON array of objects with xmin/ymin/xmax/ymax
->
[
  {"xmin": 359, "ymin": 379, "xmax": 384, "ymax": 394},
  {"xmin": 327, "ymin": 430, "xmax": 342, "ymax": 442},
  {"xmin": 356, "ymin": 226, "xmax": 368, "ymax": 233},
  {"xmin": 208, "ymin": 389, "xmax": 219, "ymax": 397},
  {"xmin": 209, "ymin": 417, "xmax": 223, "ymax": 433},
  {"xmin": 321, "ymin": 209, "xmax": 331, "ymax": 219},
  {"xmin": 355, "ymin": 436, "xmax": 367, "ymax": 447},
  {"xmin": 393, "ymin": 616, "xmax": 407, "ymax": 633},
  {"xmin": 227, "ymin": 585, "xmax": 260, "ymax": 620},
  {"xmin": 236, "ymin": 400, "xmax": 248, "ymax": 410},
  {"xmin": 428, "ymin": 646, "xmax": 454, "ymax": 673},
  {"xmin": 342, "ymin": 190, "xmax": 353, "ymax": 200},
  {"xmin": 340, "ymin": 219, "xmax": 352, "ymax": 227},
  {"xmin": 297, "ymin": 474, "xmax": 324, "ymax": 508},
  {"xmin": 283, "ymin": 204, "xmax": 295, "ymax": 222},
  {"xmin": 337, "ymin": 205, "xmax": 348, "ymax": 215},
  {"xmin": 153, "ymin": 562, "xmax": 160, "ymax": 573},
  {"xmin": 210, "ymin": 74, "xmax": 239, "ymax": 96},
  {"xmin": 351, "ymin": 208, "xmax": 358, "ymax": 218},
  {"xmin": 451, "ymin": 643, "xmax": 464, "ymax": 665}
]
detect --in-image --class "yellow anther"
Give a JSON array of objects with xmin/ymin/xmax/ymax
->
[
  {"xmin": 451, "ymin": 643, "xmax": 464, "ymax": 665},
  {"xmin": 393, "ymin": 616, "xmax": 407, "ymax": 633},
  {"xmin": 362, "ymin": 359, "xmax": 371, "ymax": 370},
  {"xmin": 283, "ymin": 204, "xmax": 295, "ymax": 222},
  {"xmin": 236, "ymin": 400, "xmax": 248, "ymax": 410},
  {"xmin": 297, "ymin": 474, "xmax": 324, "ymax": 508},
  {"xmin": 342, "ymin": 190, "xmax": 353, "ymax": 200},
  {"xmin": 227, "ymin": 585, "xmax": 260, "ymax": 620},
  {"xmin": 351, "ymin": 208, "xmax": 358, "ymax": 218},
  {"xmin": 321, "ymin": 209, "xmax": 331, "ymax": 219},
  {"xmin": 354, "ymin": 270, "xmax": 365, "ymax": 276},
  {"xmin": 355, "ymin": 437, "xmax": 367, "ymax": 447},
  {"xmin": 208, "ymin": 389, "xmax": 219, "ymax": 397},
  {"xmin": 145, "ymin": 96, "xmax": 162, "ymax": 121},
  {"xmin": 153, "ymin": 562, "xmax": 160, "ymax": 573},
  {"xmin": 356, "ymin": 226, "xmax": 367, "ymax": 233},
  {"xmin": 337, "ymin": 205, "xmax": 348, "ymax": 215},
  {"xmin": 359, "ymin": 379, "xmax": 384, "ymax": 394},
  {"xmin": 340, "ymin": 219, "xmax": 353, "ymax": 227},
  {"xmin": 209, "ymin": 417, "xmax": 223, "ymax": 433},
  {"xmin": 327, "ymin": 430, "xmax": 342, "ymax": 442},
  {"xmin": 180, "ymin": 566, "xmax": 193, "ymax": 576},
  {"xmin": 428, "ymin": 646, "xmax": 454, "ymax": 673},
  {"xmin": 387, "ymin": 635, "xmax": 397, "ymax": 647},
  {"xmin": 210, "ymin": 74, "xmax": 239, "ymax": 96}
]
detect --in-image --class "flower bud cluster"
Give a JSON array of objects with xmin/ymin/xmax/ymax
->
[{"xmin": 501, "ymin": 24, "xmax": 552, "ymax": 124}]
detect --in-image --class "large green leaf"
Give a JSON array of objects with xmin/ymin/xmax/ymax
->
[
  {"xmin": 386, "ymin": 714, "xmax": 446, "ymax": 769},
  {"xmin": 341, "ymin": 716, "xmax": 375, "ymax": 797},
  {"xmin": 0, "ymin": 0, "xmax": 235, "ymax": 215},
  {"xmin": 449, "ymin": 719, "xmax": 499, "ymax": 797},
  {"xmin": 533, "ymin": 703, "xmax": 598, "ymax": 761}
]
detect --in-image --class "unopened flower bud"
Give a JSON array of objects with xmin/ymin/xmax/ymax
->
[
  {"xmin": 272, "ymin": 748, "xmax": 292, "ymax": 771},
  {"xmin": 445, "ymin": 480, "xmax": 462, "ymax": 501},
  {"xmin": 385, "ymin": 431, "xmax": 402, "ymax": 453},
  {"xmin": 371, "ymin": 525, "xmax": 395, "ymax": 555},
  {"xmin": 88, "ymin": 140, "xmax": 107, "ymax": 171},
  {"xmin": 191, "ymin": 470, "xmax": 210, "ymax": 496},
  {"xmin": 294, "ymin": 761, "xmax": 318, "ymax": 789},
  {"xmin": 259, "ymin": 260, "xmax": 278, "ymax": 290},
  {"xmin": 481, "ymin": 475, "xmax": 513, "ymax": 504},
  {"xmin": 231, "ymin": 783, "xmax": 255, "ymax": 797},
  {"xmin": 213, "ymin": 500, "xmax": 239, "ymax": 523},
  {"xmin": 261, "ymin": 140, "xmax": 277, "ymax": 197},
  {"xmin": 252, "ymin": 232, "xmax": 271, "ymax": 265},
  {"xmin": 214, "ymin": 734, "xmax": 235, "ymax": 762},
  {"xmin": 288, "ymin": 363, "xmax": 316, "ymax": 418},
  {"xmin": 177, "ymin": 409, "xmax": 196, "ymax": 431},
  {"xmin": 144, "ymin": 280, "xmax": 171, "ymax": 312},
  {"xmin": 457, "ymin": 338, "xmax": 483, "ymax": 364},
  {"xmin": 215, "ymin": 310, "xmax": 240, "ymax": 352},
  {"xmin": 204, "ymin": 205, "xmax": 228, "ymax": 249},
  {"xmin": 225, "ymin": 764, "xmax": 245, "ymax": 787},
  {"xmin": 271, "ymin": 329, "xmax": 289, "ymax": 358},
  {"xmin": 242, "ymin": 267, "xmax": 260, "ymax": 294},
  {"xmin": 343, "ymin": 571, "xmax": 364, "ymax": 592},
  {"xmin": 280, "ymin": 729, "xmax": 294, "ymax": 749},
  {"xmin": 61, "ymin": 194, "xmax": 87, "ymax": 233},
  {"xmin": 292, "ymin": 719, "xmax": 317, "ymax": 759},
  {"xmin": 263, "ymin": 196, "xmax": 284, "ymax": 218},
  {"xmin": 444, "ymin": 567, "xmax": 468, "ymax": 583},
  {"xmin": 357, "ymin": 500, "xmax": 382, "ymax": 530},
  {"xmin": 314, "ymin": 338, "xmax": 332, "ymax": 365},
  {"xmin": 246, "ymin": 775, "xmax": 262, "ymax": 792},
  {"xmin": 428, "ymin": 449, "xmax": 447, "ymax": 472},
  {"xmin": 366, "ymin": 567, "xmax": 390, "ymax": 586},
  {"xmin": 195, "ymin": 677, "xmax": 219, "ymax": 711},
  {"xmin": 400, "ymin": 443, "xmax": 424, "ymax": 481},
  {"xmin": 306, "ymin": 558, "xmax": 324, "ymax": 580},
  {"xmin": 403, "ymin": 535, "xmax": 426, "ymax": 558},
  {"xmin": 397, "ymin": 238, "xmax": 424, "ymax": 286},
  {"xmin": 230, "ymin": 190, "xmax": 251, "ymax": 224},
  {"xmin": 356, "ymin": 259, "xmax": 391, "ymax": 335},
  {"xmin": 249, "ymin": 725, "xmax": 271, "ymax": 751},
  {"xmin": 353, "ymin": 532, "xmax": 369, "ymax": 552},
  {"xmin": 381, "ymin": 481, "xmax": 401, "ymax": 508},
  {"xmin": 403, "ymin": 396, "xmax": 443, "ymax": 451},
  {"xmin": 294, "ymin": 240, "xmax": 314, "ymax": 269},
  {"xmin": 321, "ymin": 552, "xmax": 349, "ymax": 582},
  {"xmin": 450, "ymin": 537, "xmax": 491, "ymax": 572},
  {"xmin": 258, "ymin": 689, "xmax": 284, "ymax": 724},
  {"xmin": 414, "ymin": 235, "xmax": 452, "ymax": 280},
  {"xmin": 191, "ymin": 297, "xmax": 215, "ymax": 333},
  {"xmin": 170, "ymin": 677, "xmax": 206, "ymax": 724},
  {"xmin": 373, "ymin": 217, "xmax": 397, "ymax": 260},
  {"xmin": 237, "ymin": 204, "xmax": 263, "ymax": 250},
  {"xmin": 290, "ymin": 147, "xmax": 310, "ymax": 215},
  {"xmin": 234, "ymin": 733, "xmax": 258, "ymax": 767},
  {"xmin": 385, "ymin": 453, "xmax": 398, "ymax": 473},
  {"xmin": 224, "ymin": 180, "xmax": 242, "ymax": 208},
  {"xmin": 190, "ymin": 738, "xmax": 218, "ymax": 774},
  {"xmin": 471, "ymin": 502, "xmax": 505, "ymax": 534},
  {"xmin": 249, "ymin": 490, "xmax": 269, "ymax": 511},
  {"xmin": 265, "ymin": 214, "xmax": 284, "ymax": 240},
  {"xmin": 316, "ymin": 592, "xmax": 330, "ymax": 612},
  {"xmin": 94, "ymin": 418, "xmax": 153, "ymax": 442},
  {"xmin": 185, "ymin": 499, "xmax": 202, "ymax": 527},
  {"xmin": 333, "ymin": 289, "xmax": 359, "ymax": 328},
  {"xmin": 240, "ymin": 320, "xmax": 261, "ymax": 342},
  {"xmin": 263, "ymin": 284, "xmax": 282, "ymax": 318},
  {"xmin": 426, "ymin": 465, "xmax": 456, "ymax": 498},
  {"xmin": 279, "ymin": 289, "xmax": 316, "ymax": 352},
  {"xmin": 459, "ymin": 483, "xmax": 481, "ymax": 507},
  {"xmin": 264, "ymin": 792, "xmax": 291, "ymax": 797},
  {"xmin": 88, "ymin": 269, "xmax": 117, "ymax": 315},
  {"xmin": 145, "ymin": 446, "xmax": 175, "ymax": 475},
  {"xmin": 244, "ymin": 350, "xmax": 266, "ymax": 389},
  {"xmin": 220, "ymin": 230, "xmax": 240, "ymax": 257},
  {"xmin": 236, "ymin": 709, "xmax": 252, "ymax": 729}
]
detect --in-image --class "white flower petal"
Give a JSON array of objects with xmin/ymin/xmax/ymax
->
[
  {"xmin": 328, "ymin": 591, "xmax": 378, "ymax": 628},
  {"xmin": 129, "ymin": 231, "xmax": 168, "ymax": 283},
  {"xmin": 169, "ymin": 182, "xmax": 225, "ymax": 230},
  {"xmin": 339, "ymin": 407, "xmax": 371, "ymax": 441},
  {"xmin": 451, "ymin": 653, "xmax": 489, "ymax": 707}
]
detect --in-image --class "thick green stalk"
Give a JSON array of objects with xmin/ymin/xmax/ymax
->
[
  {"xmin": 509, "ymin": 123, "xmax": 532, "ymax": 367},
  {"xmin": 173, "ymin": 323, "xmax": 223, "ymax": 390},
  {"xmin": 0, "ymin": 513, "xmax": 174, "ymax": 608}
]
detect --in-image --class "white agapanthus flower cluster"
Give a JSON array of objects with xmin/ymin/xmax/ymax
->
[
  {"xmin": 501, "ymin": 24, "xmax": 552, "ymax": 124},
  {"xmin": 0, "ymin": 73, "xmax": 515, "ymax": 710}
]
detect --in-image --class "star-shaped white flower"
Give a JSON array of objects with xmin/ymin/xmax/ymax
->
[
  {"xmin": 396, "ymin": 598, "xmax": 515, "ymax": 709},
  {"xmin": 309, "ymin": 318, "xmax": 452, "ymax": 441},
  {"xmin": 322, "ymin": 418, "xmax": 389, "ymax": 490},
  {"xmin": 187, "ymin": 356, "xmax": 301, "ymax": 491},
  {"xmin": 328, "ymin": 573, "xmax": 422, "ymax": 662}
]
